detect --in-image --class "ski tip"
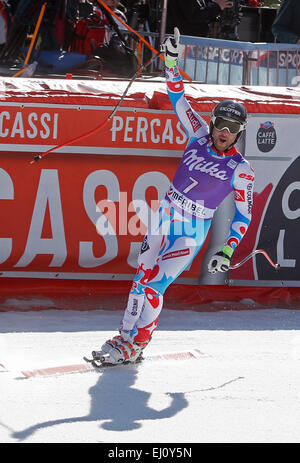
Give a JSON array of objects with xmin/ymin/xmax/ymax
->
[
  {"xmin": 90, "ymin": 351, "xmax": 115, "ymax": 365},
  {"xmin": 84, "ymin": 354, "xmax": 130, "ymax": 369}
]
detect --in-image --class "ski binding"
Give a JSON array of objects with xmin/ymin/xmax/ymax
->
[{"xmin": 83, "ymin": 350, "xmax": 144, "ymax": 369}]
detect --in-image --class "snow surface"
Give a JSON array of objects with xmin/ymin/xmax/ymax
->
[{"xmin": 1, "ymin": 307, "xmax": 300, "ymax": 444}]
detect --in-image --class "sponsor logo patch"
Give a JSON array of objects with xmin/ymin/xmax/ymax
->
[
  {"xmin": 162, "ymin": 248, "xmax": 190, "ymax": 260},
  {"xmin": 227, "ymin": 159, "xmax": 238, "ymax": 169},
  {"xmin": 140, "ymin": 236, "xmax": 150, "ymax": 254},
  {"xmin": 234, "ymin": 189, "xmax": 245, "ymax": 201},
  {"xmin": 130, "ymin": 298, "xmax": 138, "ymax": 316},
  {"xmin": 186, "ymin": 109, "xmax": 202, "ymax": 133}
]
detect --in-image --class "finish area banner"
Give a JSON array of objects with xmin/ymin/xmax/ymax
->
[{"xmin": 1, "ymin": 77, "xmax": 300, "ymax": 297}]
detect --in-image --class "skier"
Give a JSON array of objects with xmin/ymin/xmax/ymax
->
[{"xmin": 91, "ymin": 27, "xmax": 255, "ymax": 366}]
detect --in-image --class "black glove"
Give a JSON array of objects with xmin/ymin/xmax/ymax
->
[{"xmin": 208, "ymin": 245, "xmax": 234, "ymax": 274}]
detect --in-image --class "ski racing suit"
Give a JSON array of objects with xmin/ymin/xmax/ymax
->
[{"xmin": 121, "ymin": 64, "xmax": 255, "ymax": 345}]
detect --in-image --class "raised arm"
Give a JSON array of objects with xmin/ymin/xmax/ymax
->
[{"xmin": 161, "ymin": 28, "xmax": 209, "ymax": 142}]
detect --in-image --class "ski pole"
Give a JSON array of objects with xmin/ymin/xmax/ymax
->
[
  {"xmin": 229, "ymin": 249, "xmax": 280, "ymax": 270},
  {"xmin": 30, "ymin": 50, "xmax": 161, "ymax": 164},
  {"xmin": 13, "ymin": 2, "xmax": 47, "ymax": 77}
]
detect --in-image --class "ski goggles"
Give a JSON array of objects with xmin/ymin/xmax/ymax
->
[{"xmin": 212, "ymin": 116, "xmax": 245, "ymax": 134}]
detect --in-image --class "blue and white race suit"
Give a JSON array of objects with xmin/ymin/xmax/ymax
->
[{"xmin": 121, "ymin": 65, "xmax": 255, "ymax": 343}]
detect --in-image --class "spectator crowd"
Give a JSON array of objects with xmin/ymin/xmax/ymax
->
[{"xmin": 0, "ymin": 0, "xmax": 298, "ymax": 78}]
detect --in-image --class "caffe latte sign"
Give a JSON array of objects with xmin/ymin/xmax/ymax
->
[{"xmin": 257, "ymin": 121, "xmax": 277, "ymax": 153}]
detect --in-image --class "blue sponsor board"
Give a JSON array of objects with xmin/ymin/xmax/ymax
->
[
  {"xmin": 179, "ymin": 36, "xmax": 300, "ymax": 86},
  {"xmin": 179, "ymin": 45, "xmax": 244, "ymax": 85}
]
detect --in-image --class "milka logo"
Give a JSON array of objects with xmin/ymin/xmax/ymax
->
[{"xmin": 183, "ymin": 149, "xmax": 228, "ymax": 180}]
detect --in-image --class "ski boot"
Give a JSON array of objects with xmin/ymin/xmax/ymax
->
[{"xmin": 89, "ymin": 329, "xmax": 150, "ymax": 367}]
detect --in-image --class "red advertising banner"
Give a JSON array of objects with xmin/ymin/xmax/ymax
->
[
  {"xmin": 0, "ymin": 95, "xmax": 211, "ymax": 283},
  {"xmin": 0, "ymin": 150, "xmax": 211, "ymax": 280},
  {"xmin": 1, "ymin": 77, "xmax": 300, "ymax": 310}
]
